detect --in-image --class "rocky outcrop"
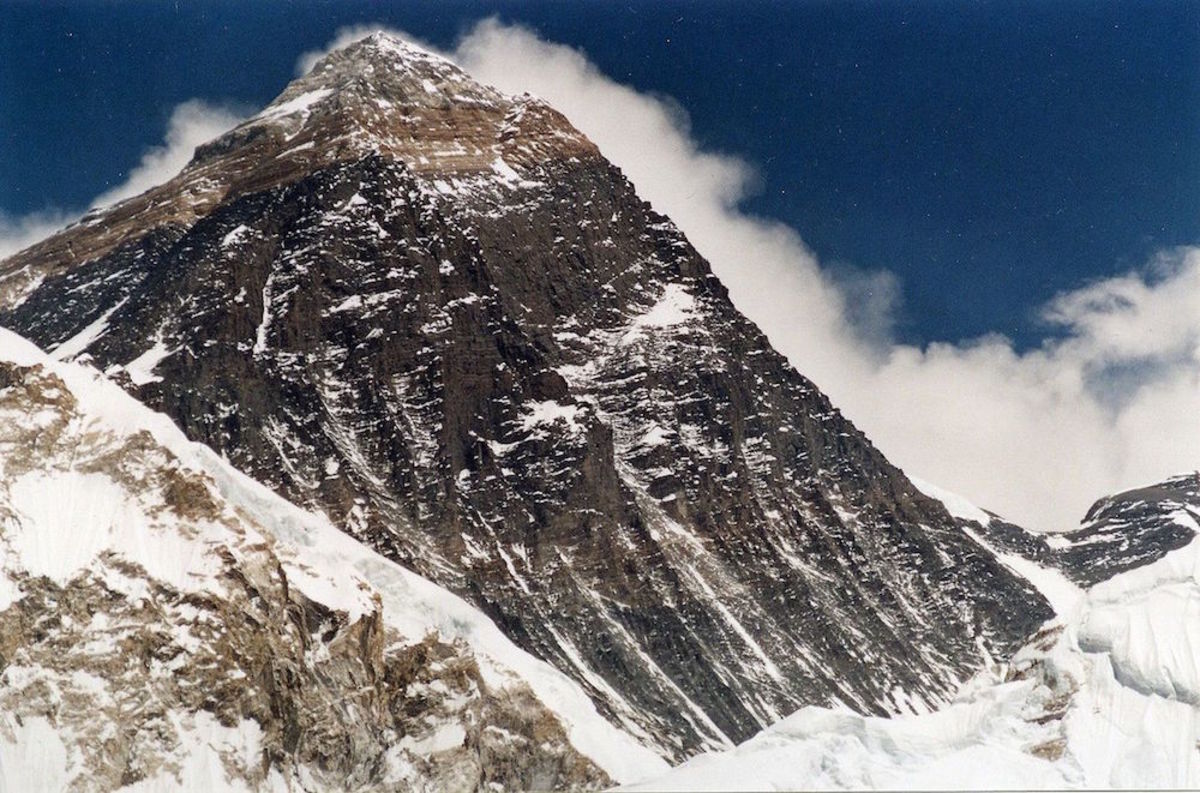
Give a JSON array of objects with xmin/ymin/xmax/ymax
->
[
  {"xmin": 0, "ymin": 34, "xmax": 1053, "ymax": 758},
  {"xmin": 1056, "ymin": 473, "xmax": 1199, "ymax": 585},
  {"xmin": 0, "ymin": 342, "xmax": 619, "ymax": 791}
]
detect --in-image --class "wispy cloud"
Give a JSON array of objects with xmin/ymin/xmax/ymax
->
[
  {"xmin": 0, "ymin": 210, "xmax": 74, "ymax": 261},
  {"xmin": 91, "ymin": 100, "xmax": 245, "ymax": 209}
]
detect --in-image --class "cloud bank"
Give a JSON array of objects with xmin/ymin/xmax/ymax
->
[
  {"xmin": 6, "ymin": 23, "xmax": 1195, "ymax": 532},
  {"xmin": 304, "ymin": 21, "xmax": 1198, "ymax": 530}
]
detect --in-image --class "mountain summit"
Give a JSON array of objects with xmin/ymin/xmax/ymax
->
[
  {"xmin": 0, "ymin": 34, "xmax": 591, "ymax": 310},
  {"xmin": 197, "ymin": 34, "xmax": 596, "ymax": 181},
  {"xmin": 1, "ymin": 34, "xmax": 1055, "ymax": 758}
]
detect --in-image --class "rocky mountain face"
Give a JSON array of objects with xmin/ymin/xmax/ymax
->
[
  {"xmin": 0, "ymin": 35, "xmax": 1058, "ymax": 758},
  {"xmin": 0, "ymin": 328, "xmax": 666, "ymax": 791},
  {"xmin": 967, "ymin": 474, "xmax": 1199, "ymax": 587},
  {"xmin": 629, "ymin": 474, "xmax": 1200, "ymax": 790}
]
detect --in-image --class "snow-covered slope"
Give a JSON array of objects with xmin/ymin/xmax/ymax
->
[
  {"xmin": 0, "ymin": 328, "xmax": 665, "ymax": 791},
  {"xmin": 626, "ymin": 487, "xmax": 1200, "ymax": 790}
]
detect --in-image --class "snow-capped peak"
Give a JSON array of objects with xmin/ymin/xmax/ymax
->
[
  {"xmin": 339, "ymin": 31, "xmax": 460, "ymax": 74},
  {"xmin": 260, "ymin": 30, "xmax": 503, "ymax": 122}
]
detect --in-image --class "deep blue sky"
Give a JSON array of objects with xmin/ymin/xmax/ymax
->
[{"xmin": 2, "ymin": 0, "xmax": 1197, "ymax": 348}]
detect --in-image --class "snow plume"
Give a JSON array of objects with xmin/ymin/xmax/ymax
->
[
  {"xmin": 90, "ymin": 100, "xmax": 244, "ymax": 208},
  {"xmin": 0, "ymin": 210, "xmax": 73, "ymax": 261},
  {"xmin": 0, "ymin": 100, "xmax": 243, "ymax": 259},
  {"xmin": 300, "ymin": 21, "xmax": 1199, "ymax": 531}
]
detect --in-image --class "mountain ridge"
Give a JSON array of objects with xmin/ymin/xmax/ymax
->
[
  {"xmin": 951, "ymin": 472, "xmax": 1200, "ymax": 587},
  {"xmin": 0, "ymin": 326, "xmax": 669, "ymax": 791},
  {"xmin": 0, "ymin": 32, "xmax": 1097, "ymax": 761}
]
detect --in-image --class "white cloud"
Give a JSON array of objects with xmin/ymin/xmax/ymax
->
[
  {"xmin": 0, "ymin": 210, "xmax": 74, "ymax": 261},
  {"xmin": 302, "ymin": 21, "xmax": 1197, "ymax": 530},
  {"xmin": 0, "ymin": 100, "xmax": 243, "ymax": 259}
]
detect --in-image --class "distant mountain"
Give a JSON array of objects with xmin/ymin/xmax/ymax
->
[
  {"xmin": 0, "ymin": 328, "xmax": 664, "ymax": 791},
  {"xmin": 628, "ymin": 472, "xmax": 1200, "ymax": 790},
  {"xmin": 0, "ymin": 34, "xmax": 1054, "ymax": 758},
  {"xmin": 926, "ymin": 474, "xmax": 1199, "ymax": 586}
]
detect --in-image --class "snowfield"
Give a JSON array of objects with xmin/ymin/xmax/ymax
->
[{"xmin": 627, "ymin": 506, "xmax": 1200, "ymax": 790}]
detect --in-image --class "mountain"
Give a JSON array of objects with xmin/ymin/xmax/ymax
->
[
  {"xmin": 0, "ymin": 34, "xmax": 1056, "ymax": 758},
  {"xmin": 920, "ymin": 474, "xmax": 1200, "ymax": 587},
  {"xmin": 0, "ymin": 327, "xmax": 666, "ymax": 791},
  {"xmin": 626, "ymin": 473, "xmax": 1200, "ymax": 790}
]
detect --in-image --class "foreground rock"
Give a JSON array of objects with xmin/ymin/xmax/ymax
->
[{"xmin": 0, "ymin": 329, "xmax": 665, "ymax": 791}]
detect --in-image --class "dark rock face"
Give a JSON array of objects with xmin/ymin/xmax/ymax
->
[
  {"xmin": 970, "ymin": 516, "xmax": 1059, "ymax": 565},
  {"xmin": 0, "ymin": 35, "xmax": 1053, "ymax": 757},
  {"xmin": 1056, "ymin": 473, "xmax": 1199, "ymax": 586}
]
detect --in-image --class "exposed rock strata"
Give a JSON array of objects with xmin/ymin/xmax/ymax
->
[{"xmin": 0, "ymin": 352, "xmax": 611, "ymax": 791}]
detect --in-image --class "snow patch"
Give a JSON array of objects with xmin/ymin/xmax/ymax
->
[
  {"xmin": 961, "ymin": 524, "xmax": 1084, "ymax": 618},
  {"xmin": 910, "ymin": 475, "xmax": 993, "ymax": 526},
  {"xmin": 620, "ymin": 284, "xmax": 698, "ymax": 346},
  {"xmin": 123, "ymin": 339, "xmax": 175, "ymax": 386},
  {"xmin": 256, "ymin": 88, "xmax": 333, "ymax": 122},
  {"xmin": 4, "ymin": 469, "xmax": 221, "ymax": 596},
  {"xmin": 520, "ymin": 400, "xmax": 584, "ymax": 434},
  {"xmin": 401, "ymin": 723, "xmax": 466, "ymax": 755},
  {"xmin": 49, "ymin": 298, "xmax": 128, "ymax": 361},
  {"xmin": 221, "ymin": 225, "xmax": 251, "ymax": 247},
  {"xmin": 491, "ymin": 156, "xmax": 522, "ymax": 183},
  {"xmin": 0, "ymin": 715, "xmax": 73, "ymax": 793}
]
